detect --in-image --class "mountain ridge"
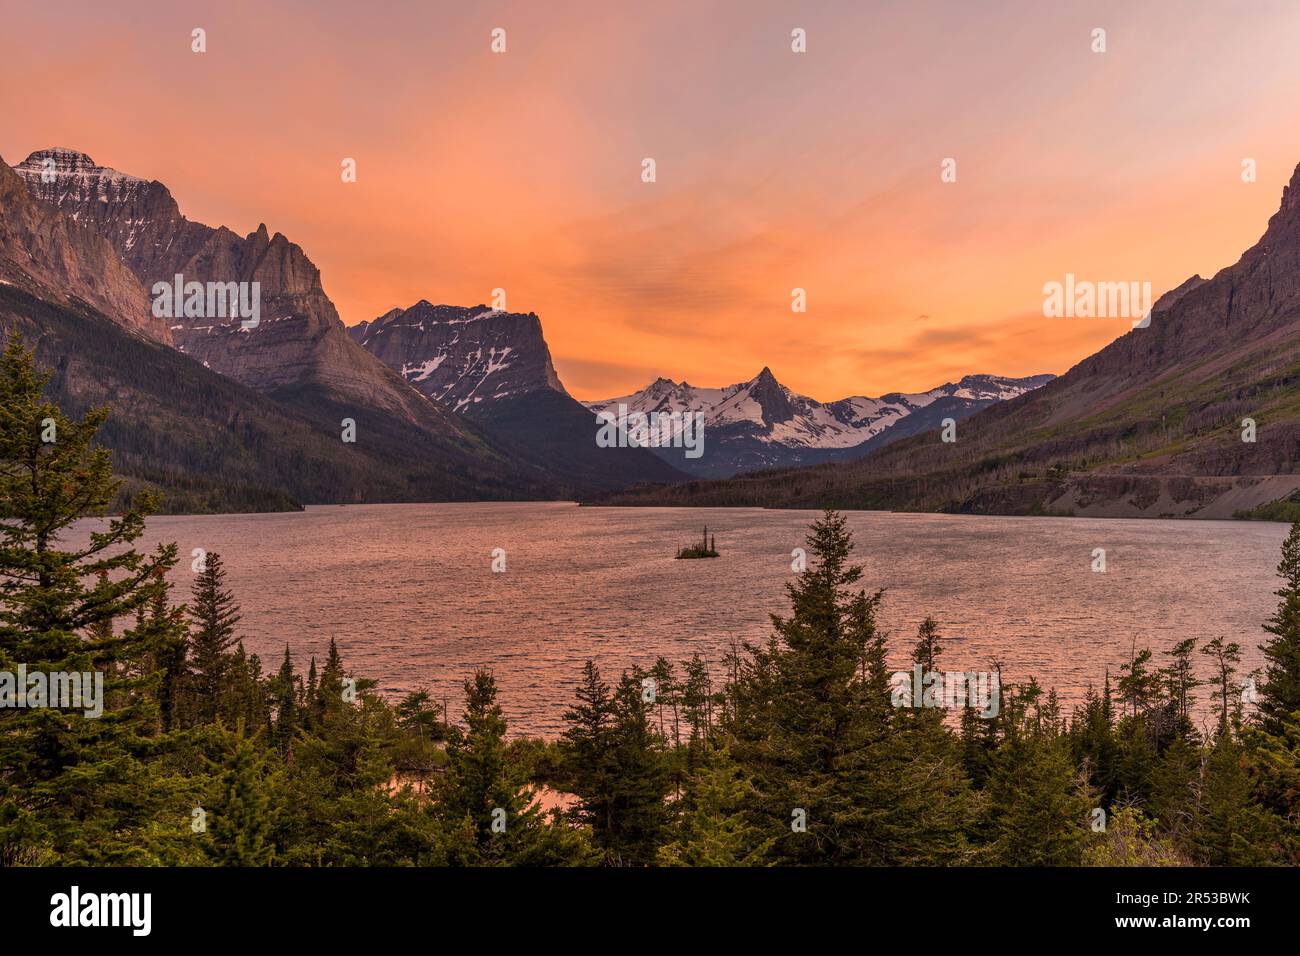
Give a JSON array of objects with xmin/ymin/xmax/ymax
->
[
  {"xmin": 585, "ymin": 368, "xmax": 1054, "ymax": 478},
  {"xmin": 590, "ymin": 159, "xmax": 1300, "ymax": 517},
  {"xmin": 4, "ymin": 148, "xmax": 565, "ymax": 506}
]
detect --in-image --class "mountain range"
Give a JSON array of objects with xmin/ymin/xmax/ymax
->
[
  {"xmin": 0, "ymin": 150, "xmax": 566, "ymax": 510},
  {"xmin": 584, "ymin": 369, "xmax": 1054, "ymax": 478},
  {"xmin": 11, "ymin": 141, "xmax": 1272, "ymax": 520},
  {"xmin": 594, "ymin": 161, "xmax": 1300, "ymax": 519}
]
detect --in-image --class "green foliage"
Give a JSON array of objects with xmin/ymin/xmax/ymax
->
[
  {"xmin": 984, "ymin": 734, "xmax": 1094, "ymax": 865},
  {"xmin": 0, "ymin": 337, "xmax": 179, "ymax": 864},
  {"xmin": 3, "ymin": 341, "xmax": 1298, "ymax": 868},
  {"xmin": 657, "ymin": 750, "xmax": 772, "ymax": 866},
  {"xmin": 1192, "ymin": 737, "xmax": 1282, "ymax": 865},
  {"xmin": 560, "ymin": 662, "xmax": 671, "ymax": 865},
  {"xmin": 437, "ymin": 670, "xmax": 583, "ymax": 865},
  {"xmin": 187, "ymin": 552, "xmax": 241, "ymax": 723},
  {"xmin": 1260, "ymin": 521, "xmax": 1300, "ymax": 734},
  {"xmin": 205, "ymin": 731, "xmax": 277, "ymax": 865},
  {"xmin": 722, "ymin": 511, "xmax": 973, "ymax": 865},
  {"xmin": 1083, "ymin": 807, "xmax": 1187, "ymax": 866}
]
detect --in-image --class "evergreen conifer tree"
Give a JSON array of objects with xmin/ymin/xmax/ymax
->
[
  {"xmin": 1260, "ymin": 521, "xmax": 1300, "ymax": 734},
  {"xmin": 0, "ymin": 338, "xmax": 180, "ymax": 863}
]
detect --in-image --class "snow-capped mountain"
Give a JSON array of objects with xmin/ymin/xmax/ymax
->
[
  {"xmin": 350, "ymin": 301, "xmax": 686, "ymax": 491},
  {"xmin": 349, "ymin": 301, "xmax": 567, "ymax": 411},
  {"xmin": 585, "ymin": 368, "xmax": 1055, "ymax": 477}
]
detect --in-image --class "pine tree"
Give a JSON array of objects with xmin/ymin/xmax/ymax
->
[
  {"xmin": 1163, "ymin": 638, "xmax": 1198, "ymax": 723},
  {"xmin": 145, "ymin": 569, "xmax": 188, "ymax": 731},
  {"xmin": 1260, "ymin": 521, "xmax": 1300, "ymax": 734},
  {"xmin": 604, "ymin": 671, "xmax": 671, "ymax": 864},
  {"xmin": 912, "ymin": 616, "xmax": 943, "ymax": 673},
  {"xmin": 984, "ymin": 735, "xmax": 1094, "ymax": 865},
  {"xmin": 187, "ymin": 551, "xmax": 241, "ymax": 725},
  {"xmin": 657, "ymin": 749, "xmax": 773, "ymax": 866},
  {"xmin": 561, "ymin": 662, "xmax": 670, "ymax": 864},
  {"xmin": 727, "ymin": 510, "xmax": 971, "ymax": 865},
  {"xmin": 271, "ymin": 645, "xmax": 299, "ymax": 755},
  {"xmin": 1068, "ymin": 686, "xmax": 1119, "ymax": 804},
  {"xmin": 1192, "ymin": 737, "xmax": 1281, "ymax": 865},
  {"xmin": 680, "ymin": 653, "xmax": 714, "ymax": 766},
  {"xmin": 1117, "ymin": 644, "xmax": 1160, "ymax": 718},
  {"xmin": 1200, "ymin": 636, "xmax": 1243, "ymax": 738},
  {"xmin": 849, "ymin": 589, "xmax": 890, "ymax": 724},
  {"xmin": 205, "ymin": 733, "xmax": 277, "ymax": 865},
  {"xmin": 438, "ymin": 670, "xmax": 541, "ymax": 862},
  {"xmin": 648, "ymin": 656, "xmax": 678, "ymax": 745},
  {"xmin": 1244, "ymin": 714, "xmax": 1300, "ymax": 864},
  {"xmin": 305, "ymin": 657, "xmax": 319, "ymax": 727},
  {"xmin": 315, "ymin": 637, "xmax": 345, "ymax": 728},
  {"xmin": 0, "ymin": 337, "xmax": 180, "ymax": 863},
  {"xmin": 227, "ymin": 642, "xmax": 269, "ymax": 733},
  {"xmin": 1148, "ymin": 734, "xmax": 1200, "ymax": 844},
  {"xmin": 561, "ymin": 661, "xmax": 618, "ymax": 845}
]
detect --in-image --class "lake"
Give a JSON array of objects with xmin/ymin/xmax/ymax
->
[{"xmin": 69, "ymin": 503, "xmax": 1285, "ymax": 737}]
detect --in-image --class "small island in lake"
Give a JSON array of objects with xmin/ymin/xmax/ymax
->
[{"xmin": 676, "ymin": 526, "xmax": 719, "ymax": 559}]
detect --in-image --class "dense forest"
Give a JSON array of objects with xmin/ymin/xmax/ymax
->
[
  {"xmin": 0, "ymin": 288, "xmax": 558, "ymax": 515},
  {"xmin": 2, "ymin": 337, "xmax": 1298, "ymax": 866}
]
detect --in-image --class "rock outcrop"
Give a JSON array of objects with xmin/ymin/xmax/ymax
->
[
  {"xmin": 351, "ymin": 300, "xmax": 686, "ymax": 492},
  {"xmin": 0, "ymin": 152, "xmax": 167, "ymax": 342}
]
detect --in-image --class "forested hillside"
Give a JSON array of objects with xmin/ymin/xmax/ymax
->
[{"xmin": 3, "ymin": 340, "xmax": 1297, "ymax": 866}]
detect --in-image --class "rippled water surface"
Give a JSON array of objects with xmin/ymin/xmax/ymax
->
[{"xmin": 70, "ymin": 503, "xmax": 1284, "ymax": 736}]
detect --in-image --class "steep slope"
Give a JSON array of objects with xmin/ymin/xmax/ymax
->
[
  {"xmin": 0, "ymin": 153, "xmax": 167, "ymax": 342},
  {"xmin": 350, "ymin": 301, "xmax": 565, "ymax": 411},
  {"xmin": 350, "ymin": 300, "xmax": 686, "ymax": 492},
  {"xmin": 16, "ymin": 148, "xmax": 431, "ymax": 411},
  {"xmin": 586, "ymin": 368, "xmax": 1053, "ymax": 478},
  {"xmin": 594, "ymin": 162, "xmax": 1300, "ymax": 518},
  {"xmin": 0, "ymin": 283, "xmax": 559, "ymax": 511},
  {"xmin": 14, "ymin": 148, "xmax": 561, "ymax": 500}
]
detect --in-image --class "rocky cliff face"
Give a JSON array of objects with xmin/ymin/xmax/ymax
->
[
  {"xmin": 13, "ymin": 148, "xmax": 456, "ymax": 428},
  {"xmin": 349, "ymin": 301, "xmax": 567, "ymax": 410},
  {"xmin": 8, "ymin": 147, "xmax": 564, "ymax": 503},
  {"xmin": 0, "ymin": 153, "xmax": 167, "ymax": 342},
  {"xmin": 351, "ymin": 300, "xmax": 686, "ymax": 492},
  {"xmin": 587, "ymin": 367, "xmax": 1054, "ymax": 477}
]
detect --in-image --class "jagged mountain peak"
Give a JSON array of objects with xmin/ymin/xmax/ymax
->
[
  {"xmin": 742, "ymin": 366, "xmax": 795, "ymax": 424},
  {"xmin": 13, "ymin": 149, "xmax": 487, "ymax": 429},
  {"xmin": 1271, "ymin": 159, "xmax": 1300, "ymax": 222},
  {"xmin": 586, "ymin": 368, "xmax": 1054, "ymax": 477},
  {"xmin": 1152, "ymin": 274, "xmax": 1206, "ymax": 314},
  {"xmin": 17, "ymin": 148, "xmax": 167, "ymax": 235}
]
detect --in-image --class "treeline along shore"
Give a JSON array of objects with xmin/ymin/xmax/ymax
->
[{"xmin": 2, "ymin": 338, "xmax": 1298, "ymax": 866}]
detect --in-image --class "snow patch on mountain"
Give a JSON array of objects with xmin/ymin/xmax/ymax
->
[
  {"xmin": 586, "ymin": 369, "xmax": 1054, "ymax": 452},
  {"xmin": 349, "ymin": 301, "xmax": 566, "ymax": 412}
]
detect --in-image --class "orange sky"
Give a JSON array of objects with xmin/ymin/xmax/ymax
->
[{"xmin": 5, "ymin": 0, "xmax": 1300, "ymax": 400}]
